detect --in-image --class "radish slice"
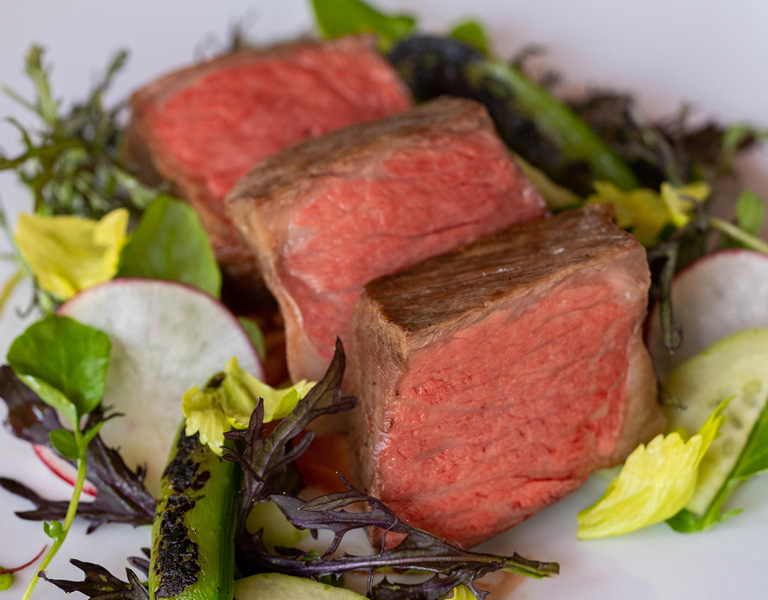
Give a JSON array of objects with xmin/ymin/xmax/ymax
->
[
  {"xmin": 57, "ymin": 278, "xmax": 263, "ymax": 495},
  {"xmin": 33, "ymin": 445, "xmax": 98, "ymax": 497},
  {"xmin": 646, "ymin": 249, "xmax": 768, "ymax": 382}
]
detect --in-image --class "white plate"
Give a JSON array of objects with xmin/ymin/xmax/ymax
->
[{"xmin": 2, "ymin": 1, "xmax": 768, "ymax": 598}]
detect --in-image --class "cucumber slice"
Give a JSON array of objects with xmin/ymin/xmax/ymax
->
[
  {"xmin": 663, "ymin": 328, "xmax": 768, "ymax": 514},
  {"xmin": 234, "ymin": 573, "xmax": 366, "ymax": 600}
]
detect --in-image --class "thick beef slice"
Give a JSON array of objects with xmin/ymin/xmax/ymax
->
[
  {"xmin": 226, "ymin": 96, "xmax": 547, "ymax": 383},
  {"xmin": 348, "ymin": 205, "xmax": 664, "ymax": 547},
  {"xmin": 124, "ymin": 36, "xmax": 411, "ymax": 288}
]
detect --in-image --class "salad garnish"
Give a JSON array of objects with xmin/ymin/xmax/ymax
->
[
  {"xmin": 2, "ymin": 0, "xmax": 768, "ymax": 597},
  {"xmin": 5, "ymin": 315, "xmax": 112, "ymax": 599}
]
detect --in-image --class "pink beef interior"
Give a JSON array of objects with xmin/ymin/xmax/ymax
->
[
  {"xmin": 143, "ymin": 45, "xmax": 411, "ymax": 204},
  {"xmin": 372, "ymin": 274, "xmax": 637, "ymax": 545},
  {"xmin": 277, "ymin": 129, "xmax": 545, "ymax": 364}
]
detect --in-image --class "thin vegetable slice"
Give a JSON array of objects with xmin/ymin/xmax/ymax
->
[
  {"xmin": 646, "ymin": 250, "xmax": 768, "ymax": 381},
  {"xmin": 56, "ymin": 278, "xmax": 262, "ymax": 494},
  {"xmin": 663, "ymin": 328, "xmax": 768, "ymax": 519}
]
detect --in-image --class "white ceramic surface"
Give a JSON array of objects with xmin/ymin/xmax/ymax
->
[{"xmin": 1, "ymin": 2, "xmax": 767, "ymax": 598}]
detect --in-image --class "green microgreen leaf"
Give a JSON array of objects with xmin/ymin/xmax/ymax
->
[
  {"xmin": 735, "ymin": 190, "xmax": 765, "ymax": 237},
  {"xmin": 7, "ymin": 315, "xmax": 111, "ymax": 419},
  {"xmin": 43, "ymin": 520, "xmax": 64, "ymax": 543},
  {"xmin": 15, "ymin": 374, "xmax": 78, "ymax": 427},
  {"xmin": 311, "ymin": 0, "xmax": 416, "ymax": 51},
  {"xmin": 237, "ymin": 316, "xmax": 266, "ymax": 361},
  {"xmin": 0, "ymin": 571, "xmax": 12, "ymax": 591},
  {"xmin": 82, "ymin": 421, "xmax": 105, "ymax": 447},
  {"xmin": 49, "ymin": 429, "xmax": 79, "ymax": 461},
  {"xmin": 449, "ymin": 21, "xmax": 491, "ymax": 55},
  {"xmin": 117, "ymin": 196, "xmax": 222, "ymax": 297}
]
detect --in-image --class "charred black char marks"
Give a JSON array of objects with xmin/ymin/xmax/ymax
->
[{"xmin": 153, "ymin": 432, "xmax": 209, "ymax": 598}]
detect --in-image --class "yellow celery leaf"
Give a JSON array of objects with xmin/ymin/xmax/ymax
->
[
  {"xmin": 445, "ymin": 586, "xmax": 475, "ymax": 600},
  {"xmin": 586, "ymin": 181, "xmax": 709, "ymax": 247},
  {"xmin": 182, "ymin": 357, "xmax": 316, "ymax": 454},
  {"xmin": 12, "ymin": 208, "xmax": 129, "ymax": 300},
  {"xmin": 586, "ymin": 182, "xmax": 669, "ymax": 246},
  {"xmin": 660, "ymin": 181, "xmax": 710, "ymax": 228},
  {"xmin": 223, "ymin": 356, "xmax": 315, "ymax": 425},
  {"xmin": 577, "ymin": 400, "xmax": 727, "ymax": 539},
  {"xmin": 182, "ymin": 385, "xmax": 231, "ymax": 453}
]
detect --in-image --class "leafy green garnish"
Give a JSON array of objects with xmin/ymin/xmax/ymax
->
[
  {"xmin": 311, "ymin": 0, "xmax": 416, "ymax": 50},
  {"xmin": 448, "ymin": 21, "xmax": 490, "ymax": 55},
  {"xmin": 0, "ymin": 572, "xmax": 12, "ymax": 591},
  {"xmin": 117, "ymin": 196, "xmax": 221, "ymax": 297},
  {"xmin": 668, "ymin": 396, "xmax": 768, "ymax": 532},
  {"xmin": 12, "ymin": 209, "xmax": 129, "ymax": 302},
  {"xmin": 237, "ymin": 316, "xmax": 266, "ymax": 360},
  {"xmin": 5, "ymin": 315, "xmax": 111, "ymax": 600},
  {"xmin": 0, "ymin": 46, "xmax": 156, "ymax": 218},
  {"xmin": 586, "ymin": 181, "xmax": 709, "ymax": 247},
  {"xmin": 7, "ymin": 315, "xmax": 110, "ymax": 417},
  {"xmin": 577, "ymin": 400, "xmax": 726, "ymax": 539},
  {"xmin": 182, "ymin": 357, "xmax": 314, "ymax": 453},
  {"xmin": 735, "ymin": 190, "xmax": 765, "ymax": 236}
]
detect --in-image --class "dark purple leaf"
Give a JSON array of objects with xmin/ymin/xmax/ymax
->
[
  {"xmin": 40, "ymin": 560, "xmax": 148, "ymax": 600},
  {"xmin": 224, "ymin": 343, "xmax": 557, "ymax": 600},
  {"xmin": 0, "ymin": 365, "xmax": 156, "ymax": 530}
]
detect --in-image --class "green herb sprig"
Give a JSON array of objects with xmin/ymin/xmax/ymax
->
[
  {"xmin": 1, "ymin": 46, "xmax": 157, "ymax": 219},
  {"xmin": 6, "ymin": 315, "xmax": 111, "ymax": 599}
]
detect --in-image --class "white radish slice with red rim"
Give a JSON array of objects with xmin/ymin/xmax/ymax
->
[
  {"xmin": 45, "ymin": 278, "xmax": 263, "ymax": 496},
  {"xmin": 646, "ymin": 249, "xmax": 768, "ymax": 383}
]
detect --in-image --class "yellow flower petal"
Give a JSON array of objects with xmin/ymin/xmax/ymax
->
[
  {"xmin": 577, "ymin": 400, "xmax": 727, "ymax": 539},
  {"xmin": 13, "ymin": 208, "xmax": 129, "ymax": 300}
]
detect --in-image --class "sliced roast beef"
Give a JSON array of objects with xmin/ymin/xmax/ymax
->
[
  {"xmin": 124, "ymin": 36, "xmax": 412, "ymax": 290},
  {"xmin": 347, "ymin": 204, "xmax": 664, "ymax": 547},
  {"xmin": 226, "ymin": 96, "xmax": 547, "ymax": 383}
]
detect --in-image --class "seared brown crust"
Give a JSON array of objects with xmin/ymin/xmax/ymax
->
[
  {"xmin": 363, "ymin": 205, "xmax": 627, "ymax": 332},
  {"xmin": 227, "ymin": 95, "xmax": 497, "ymax": 207}
]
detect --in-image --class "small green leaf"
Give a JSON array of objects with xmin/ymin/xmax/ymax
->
[
  {"xmin": 15, "ymin": 374, "xmax": 78, "ymax": 426},
  {"xmin": 50, "ymin": 429, "xmax": 79, "ymax": 461},
  {"xmin": 237, "ymin": 317, "xmax": 266, "ymax": 360},
  {"xmin": 117, "ymin": 196, "xmax": 222, "ymax": 297},
  {"xmin": 449, "ymin": 21, "xmax": 490, "ymax": 55},
  {"xmin": 7, "ymin": 315, "xmax": 111, "ymax": 418},
  {"xmin": 82, "ymin": 421, "xmax": 105, "ymax": 447},
  {"xmin": 311, "ymin": 0, "xmax": 416, "ymax": 51},
  {"xmin": 735, "ymin": 190, "xmax": 765, "ymax": 237},
  {"xmin": 0, "ymin": 571, "xmax": 13, "ymax": 591},
  {"xmin": 43, "ymin": 520, "xmax": 64, "ymax": 543}
]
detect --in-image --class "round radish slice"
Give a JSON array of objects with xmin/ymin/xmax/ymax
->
[
  {"xmin": 646, "ymin": 249, "xmax": 768, "ymax": 382},
  {"xmin": 56, "ymin": 278, "xmax": 263, "ymax": 495}
]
